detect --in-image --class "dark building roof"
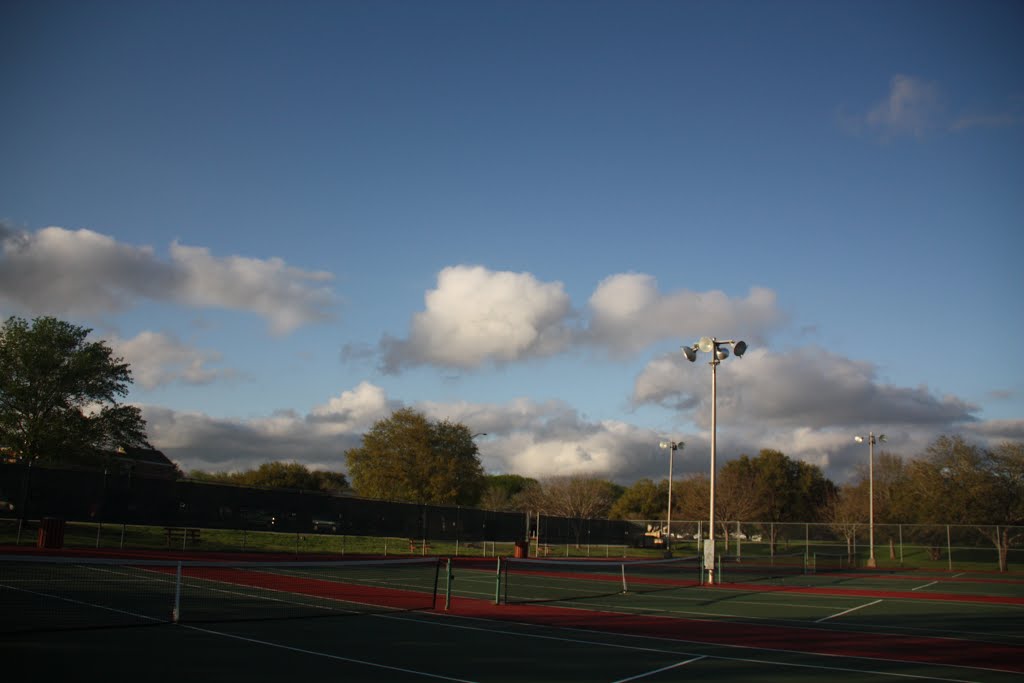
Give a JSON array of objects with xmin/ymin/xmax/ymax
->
[{"xmin": 113, "ymin": 447, "xmax": 181, "ymax": 479}]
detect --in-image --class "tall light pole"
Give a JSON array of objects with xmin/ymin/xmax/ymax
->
[
  {"xmin": 682, "ymin": 336, "xmax": 747, "ymax": 585},
  {"xmin": 854, "ymin": 432, "xmax": 885, "ymax": 569},
  {"xmin": 658, "ymin": 440, "xmax": 683, "ymax": 556}
]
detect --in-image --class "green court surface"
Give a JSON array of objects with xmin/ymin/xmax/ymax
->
[{"xmin": 2, "ymin": 552, "xmax": 1022, "ymax": 682}]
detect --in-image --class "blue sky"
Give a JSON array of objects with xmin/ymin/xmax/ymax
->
[{"xmin": 2, "ymin": 0, "xmax": 1021, "ymax": 485}]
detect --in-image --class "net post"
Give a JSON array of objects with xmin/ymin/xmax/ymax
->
[
  {"xmin": 444, "ymin": 558, "xmax": 453, "ymax": 611},
  {"xmin": 620, "ymin": 563, "xmax": 628, "ymax": 594},
  {"xmin": 432, "ymin": 557, "xmax": 441, "ymax": 610},
  {"xmin": 494, "ymin": 556, "xmax": 502, "ymax": 605},
  {"xmin": 172, "ymin": 561, "xmax": 182, "ymax": 623}
]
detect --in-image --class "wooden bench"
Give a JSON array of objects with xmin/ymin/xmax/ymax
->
[{"xmin": 165, "ymin": 527, "xmax": 202, "ymax": 546}]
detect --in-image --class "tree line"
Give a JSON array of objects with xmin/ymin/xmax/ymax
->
[{"xmin": 3, "ymin": 315, "xmax": 1022, "ymax": 569}]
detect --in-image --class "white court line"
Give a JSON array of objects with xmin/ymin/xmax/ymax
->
[
  {"xmin": 1, "ymin": 582, "xmax": 988, "ymax": 682},
  {"xmin": 412, "ymin": 612, "xmax": 982, "ymax": 682},
  {"xmin": 181, "ymin": 623, "xmax": 479, "ymax": 682},
  {"xmin": 912, "ymin": 581, "xmax": 938, "ymax": 591},
  {"xmin": 815, "ymin": 599, "xmax": 882, "ymax": 623},
  {"xmin": 610, "ymin": 656, "xmax": 706, "ymax": 682}
]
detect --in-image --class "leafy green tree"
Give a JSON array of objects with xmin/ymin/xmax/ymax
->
[
  {"xmin": 718, "ymin": 449, "xmax": 835, "ymax": 549},
  {"xmin": 189, "ymin": 462, "xmax": 349, "ymax": 493},
  {"xmin": 0, "ymin": 316, "xmax": 150, "ymax": 465},
  {"xmin": 480, "ymin": 474, "xmax": 537, "ymax": 511},
  {"xmin": 609, "ymin": 478, "xmax": 666, "ymax": 520},
  {"xmin": 903, "ymin": 436, "xmax": 1024, "ymax": 571},
  {"xmin": 345, "ymin": 408, "xmax": 485, "ymax": 505}
]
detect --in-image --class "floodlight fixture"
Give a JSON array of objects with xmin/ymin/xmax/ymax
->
[
  {"xmin": 854, "ymin": 435, "xmax": 864, "ymax": 443},
  {"xmin": 680, "ymin": 336, "xmax": 748, "ymax": 585},
  {"xmin": 658, "ymin": 440, "xmax": 684, "ymax": 553}
]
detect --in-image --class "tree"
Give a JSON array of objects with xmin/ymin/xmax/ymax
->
[
  {"xmin": 524, "ymin": 475, "xmax": 619, "ymax": 546},
  {"xmin": 822, "ymin": 483, "xmax": 866, "ymax": 560},
  {"xmin": 479, "ymin": 474, "xmax": 537, "ymax": 511},
  {"xmin": 608, "ymin": 478, "xmax": 666, "ymax": 520},
  {"xmin": 0, "ymin": 316, "xmax": 150, "ymax": 465},
  {"xmin": 718, "ymin": 449, "xmax": 835, "ymax": 550},
  {"xmin": 345, "ymin": 408, "xmax": 485, "ymax": 505},
  {"xmin": 189, "ymin": 462, "xmax": 349, "ymax": 493},
  {"xmin": 903, "ymin": 436, "xmax": 1024, "ymax": 571},
  {"xmin": 847, "ymin": 450, "xmax": 909, "ymax": 560}
]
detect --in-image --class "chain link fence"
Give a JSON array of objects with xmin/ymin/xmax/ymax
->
[{"xmin": 1, "ymin": 464, "xmax": 1020, "ymax": 570}]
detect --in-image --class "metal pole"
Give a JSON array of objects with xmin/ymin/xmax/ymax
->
[
  {"xmin": 667, "ymin": 444, "xmax": 674, "ymax": 553},
  {"xmin": 947, "ymin": 525, "xmax": 952, "ymax": 571},
  {"xmin": 708, "ymin": 355, "xmax": 718, "ymax": 585},
  {"xmin": 867, "ymin": 433, "xmax": 876, "ymax": 568}
]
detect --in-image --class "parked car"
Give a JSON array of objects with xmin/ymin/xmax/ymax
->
[
  {"xmin": 312, "ymin": 519, "xmax": 339, "ymax": 533},
  {"xmin": 0, "ymin": 488, "xmax": 14, "ymax": 513}
]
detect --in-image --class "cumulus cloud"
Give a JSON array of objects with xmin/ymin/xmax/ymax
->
[
  {"xmin": 633, "ymin": 346, "xmax": 978, "ymax": 430},
  {"xmin": 144, "ymin": 382, "xmax": 398, "ymax": 473},
  {"xmin": 308, "ymin": 381, "xmax": 401, "ymax": 433},
  {"xmin": 629, "ymin": 345, "xmax": 991, "ymax": 482},
  {"xmin": 378, "ymin": 267, "xmax": 786, "ymax": 372},
  {"xmin": 380, "ymin": 265, "xmax": 574, "ymax": 372},
  {"xmin": 168, "ymin": 243, "xmax": 335, "ymax": 334},
  {"xmin": 142, "ymin": 385, "xmax": 679, "ymax": 483},
  {"xmin": 414, "ymin": 398, "xmax": 674, "ymax": 481},
  {"xmin": 0, "ymin": 225, "xmax": 336, "ymax": 333},
  {"xmin": 587, "ymin": 274, "xmax": 784, "ymax": 355},
  {"xmin": 141, "ymin": 372, "xmax": 998, "ymax": 485},
  {"xmin": 963, "ymin": 418, "xmax": 1024, "ymax": 441},
  {"xmin": 110, "ymin": 331, "xmax": 234, "ymax": 390}
]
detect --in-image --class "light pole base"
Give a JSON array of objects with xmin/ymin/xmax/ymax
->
[{"xmin": 866, "ymin": 557, "xmax": 877, "ymax": 569}]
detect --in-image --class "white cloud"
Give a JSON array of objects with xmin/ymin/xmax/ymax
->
[
  {"xmin": 110, "ymin": 331, "xmax": 233, "ymax": 390},
  {"xmin": 168, "ymin": 242, "xmax": 335, "ymax": 334},
  {"xmin": 379, "ymin": 267, "xmax": 785, "ymax": 372},
  {"xmin": 0, "ymin": 225, "xmax": 336, "ymax": 334},
  {"xmin": 380, "ymin": 265, "xmax": 574, "ymax": 371},
  {"xmin": 866, "ymin": 74, "xmax": 942, "ymax": 138},
  {"xmin": 633, "ymin": 346, "xmax": 977, "ymax": 429},
  {"xmin": 141, "ymin": 371, "xmax": 999, "ymax": 485},
  {"xmin": 309, "ymin": 381, "xmax": 400, "ymax": 434},
  {"xmin": 587, "ymin": 274, "xmax": 784, "ymax": 355},
  {"xmin": 143, "ymin": 383, "xmax": 398, "ymax": 473},
  {"xmin": 963, "ymin": 418, "xmax": 1024, "ymax": 441}
]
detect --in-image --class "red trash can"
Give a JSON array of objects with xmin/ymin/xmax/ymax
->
[
  {"xmin": 513, "ymin": 539, "xmax": 528, "ymax": 558},
  {"xmin": 37, "ymin": 517, "xmax": 66, "ymax": 549}
]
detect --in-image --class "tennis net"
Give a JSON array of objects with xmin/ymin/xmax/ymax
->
[
  {"xmin": 715, "ymin": 552, "xmax": 807, "ymax": 584},
  {"xmin": 810, "ymin": 552, "xmax": 853, "ymax": 574},
  {"xmin": 499, "ymin": 555, "xmax": 702, "ymax": 605},
  {"xmin": 0, "ymin": 554, "xmax": 442, "ymax": 634}
]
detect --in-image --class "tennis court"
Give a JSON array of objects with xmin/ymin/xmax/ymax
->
[{"xmin": 2, "ymin": 550, "xmax": 1022, "ymax": 682}]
